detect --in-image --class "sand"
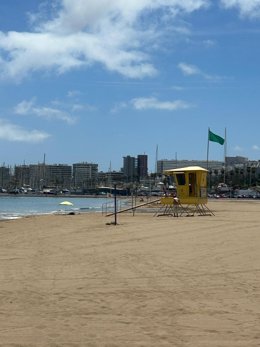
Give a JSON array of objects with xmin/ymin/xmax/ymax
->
[{"xmin": 0, "ymin": 199, "xmax": 259, "ymax": 346}]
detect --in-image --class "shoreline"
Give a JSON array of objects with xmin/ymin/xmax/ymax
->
[{"xmin": 0, "ymin": 197, "xmax": 259, "ymax": 222}]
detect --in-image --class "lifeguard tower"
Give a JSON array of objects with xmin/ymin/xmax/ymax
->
[{"xmin": 156, "ymin": 166, "xmax": 214, "ymax": 216}]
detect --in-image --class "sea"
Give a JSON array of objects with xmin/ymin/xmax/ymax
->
[{"xmin": 0, "ymin": 195, "xmax": 119, "ymax": 220}]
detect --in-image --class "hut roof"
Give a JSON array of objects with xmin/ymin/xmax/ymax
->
[{"xmin": 164, "ymin": 166, "xmax": 208, "ymax": 174}]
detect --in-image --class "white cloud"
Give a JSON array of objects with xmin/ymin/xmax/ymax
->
[
  {"xmin": 131, "ymin": 97, "xmax": 193, "ymax": 110},
  {"xmin": 178, "ymin": 62, "xmax": 224, "ymax": 81},
  {"xmin": 220, "ymin": 0, "xmax": 260, "ymax": 18},
  {"xmin": 39, "ymin": 0, "xmax": 210, "ymax": 34},
  {"xmin": 0, "ymin": 0, "xmax": 209, "ymax": 80},
  {"xmin": 14, "ymin": 99, "xmax": 76, "ymax": 124},
  {"xmin": 252, "ymin": 144, "xmax": 260, "ymax": 151},
  {"xmin": 0, "ymin": 119, "xmax": 50, "ymax": 143},
  {"xmin": 178, "ymin": 62, "xmax": 201, "ymax": 76}
]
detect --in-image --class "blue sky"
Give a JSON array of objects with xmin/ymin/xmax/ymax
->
[{"xmin": 0, "ymin": 0, "xmax": 260, "ymax": 172}]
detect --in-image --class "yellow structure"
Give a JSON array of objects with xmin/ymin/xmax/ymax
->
[{"xmin": 159, "ymin": 166, "xmax": 213, "ymax": 216}]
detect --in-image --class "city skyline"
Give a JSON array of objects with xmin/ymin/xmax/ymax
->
[
  {"xmin": 1, "ymin": 156, "xmax": 258, "ymax": 193},
  {"xmin": 2, "ymin": 154, "xmax": 255, "ymax": 172},
  {"xmin": 1, "ymin": 1, "xmax": 260, "ymax": 172}
]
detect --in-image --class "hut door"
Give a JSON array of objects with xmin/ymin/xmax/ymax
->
[{"xmin": 188, "ymin": 173, "xmax": 196, "ymax": 197}]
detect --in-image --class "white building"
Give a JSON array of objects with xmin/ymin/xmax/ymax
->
[{"xmin": 157, "ymin": 159, "xmax": 224, "ymax": 175}]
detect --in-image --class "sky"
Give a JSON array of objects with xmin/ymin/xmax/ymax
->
[{"xmin": 0, "ymin": 0, "xmax": 260, "ymax": 172}]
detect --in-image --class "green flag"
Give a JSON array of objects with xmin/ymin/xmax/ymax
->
[{"xmin": 208, "ymin": 129, "xmax": 225, "ymax": 145}]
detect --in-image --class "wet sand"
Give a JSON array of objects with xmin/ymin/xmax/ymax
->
[{"xmin": 0, "ymin": 199, "xmax": 259, "ymax": 346}]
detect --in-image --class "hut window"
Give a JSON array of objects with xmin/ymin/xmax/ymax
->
[{"xmin": 176, "ymin": 173, "xmax": 185, "ymax": 185}]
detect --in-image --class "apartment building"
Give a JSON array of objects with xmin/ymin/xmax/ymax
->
[
  {"xmin": 45, "ymin": 164, "xmax": 72, "ymax": 188},
  {"xmin": 73, "ymin": 162, "xmax": 98, "ymax": 188},
  {"xmin": 137, "ymin": 154, "xmax": 148, "ymax": 179},
  {"xmin": 123, "ymin": 156, "xmax": 137, "ymax": 182},
  {"xmin": 156, "ymin": 159, "xmax": 224, "ymax": 175},
  {"xmin": 0, "ymin": 166, "xmax": 11, "ymax": 188}
]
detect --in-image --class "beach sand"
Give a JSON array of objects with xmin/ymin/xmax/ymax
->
[{"xmin": 0, "ymin": 199, "xmax": 259, "ymax": 346}]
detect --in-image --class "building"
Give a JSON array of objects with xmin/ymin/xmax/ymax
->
[
  {"xmin": 45, "ymin": 164, "xmax": 72, "ymax": 188},
  {"xmin": 225, "ymin": 156, "xmax": 248, "ymax": 167},
  {"xmin": 137, "ymin": 154, "xmax": 148, "ymax": 180},
  {"xmin": 14, "ymin": 165, "xmax": 30, "ymax": 187},
  {"xmin": 28, "ymin": 164, "xmax": 72, "ymax": 189},
  {"xmin": 123, "ymin": 156, "xmax": 137, "ymax": 182},
  {"xmin": 14, "ymin": 164, "xmax": 72, "ymax": 189},
  {"xmin": 157, "ymin": 159, "xmax": 224, "ymax": 175},
  {"xmin": 29, "ymin": 164, "xmax": 46, "ymax": 189},
  {"xmin": 123, "ymin": 154, "xmax": 148, "ymax": 182},
  {"xmin": 98, "ymin": 171, "xmax": 124, "ymax": 186},
  {"xmin": 0, "ymin": 166, "xmax": 11, "ymax": 189},
  {"xmin": 73, "ymin": 162, "xmax": 98, "ymax": 188}
]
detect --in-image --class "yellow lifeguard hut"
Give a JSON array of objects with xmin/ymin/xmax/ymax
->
[{"xmin": 158, "ymin": 166, "xmax": 214, "ymax": 216}]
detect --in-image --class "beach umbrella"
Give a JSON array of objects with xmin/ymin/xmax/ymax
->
[{"xmin": 59, "ymin": 201, "xmax": 73, "ymax": 206}]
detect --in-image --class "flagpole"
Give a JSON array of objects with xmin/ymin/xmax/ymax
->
[
  {"xmin": 224, "ymin": 127, "xmax": 227, "ymax": 183},
  {"xmin": 206, "ymin": 127, "xmax": 210, "ymax": 170}
]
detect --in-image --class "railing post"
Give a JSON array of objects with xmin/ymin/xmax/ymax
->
[{"xmin": 114, "ymin": 184, "xmax": 117, "ymax": 225}]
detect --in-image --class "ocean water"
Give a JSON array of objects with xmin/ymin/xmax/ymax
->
[{"xmin": 0, "ymin": 195, "xmax": 116, "ymax": 220}]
